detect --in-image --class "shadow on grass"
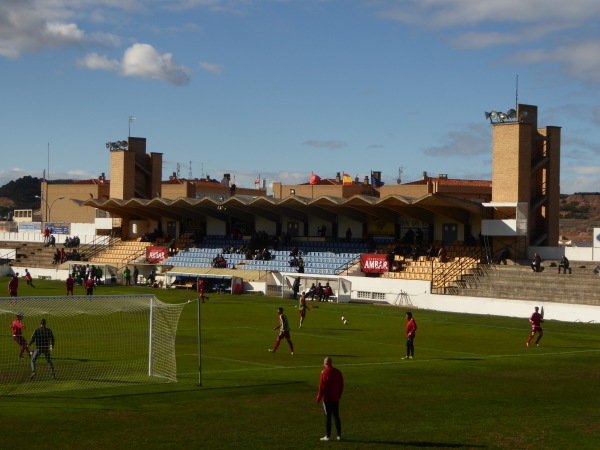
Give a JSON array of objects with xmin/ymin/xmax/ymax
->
[{"xmin": 348, "ymin": 439, "xmax": 485, "ymax": 448}]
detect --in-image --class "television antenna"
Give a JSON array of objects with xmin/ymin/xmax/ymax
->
[{"xmin": 396, "ymin": 166, "xmax": 404, "ymax": 184}]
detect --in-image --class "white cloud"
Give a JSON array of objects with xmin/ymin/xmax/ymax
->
[
  {"xmin": 121, "ymin": 43, "xmax": 191, "ymax": 85},
  {"xmin": 372, "ymin": 0, "xmax": 600, "ymax": 28},
  {"xmin": 78, "ymin": 52, "xmax": 120, "ymax": 71},
  {"xmin": 199, "ymin": 61, "xmax": 224, "ymax": 75},
  {"xmin": 511, "ymin": 40, "xmax": 600, "ymax": 83},
  {"xmin": 0, "ymin": 0, "xmax": 124, "ymax": 58},
  {"xmin": 79, "ymin": 43, "xmax": 192, "ymax": 85}
]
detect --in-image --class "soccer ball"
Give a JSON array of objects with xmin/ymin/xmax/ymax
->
[
  {"xmin": 341, "ymin": 316, "xmax": 346, "ymax": 321},
  {"xmin": 343, "ymin": 319, "xmax": 348, "ymax": 325}
]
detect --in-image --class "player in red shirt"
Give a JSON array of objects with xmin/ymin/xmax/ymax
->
[
  {"xmin": 11, "ymin": 313, "xmax": 31, "ymax": 358},
  {"xmin": 66, "ymin": 274, "xmax": 74, "ymax": 296},
  {"xmin": 85, "ymin": 277, "xmax": 95, "ymax": 295},
  {"xmin": 316, "ymin": 356, "xmax": 344, "ymax": 441},
  {"xmin": 269, "ymin": 307, "xmax": 294, "ymax": 354},
  {"xmin": 25, "ymin": 269, "xmax": 35, "ymax": 288},
  {"xmin": 527, "ymin": 306, "xmax": 544, "ymax": 347},
  {"xmin": 198, "ymin": 279, "xmax": 209, "ymax": 303},
  {"xmin": 8, "ymin": 273, "xmax": 19, "ymax": 297},
  {"xmin": 402, "ymin": 311, "xmax": 417, "ymax": 360}
]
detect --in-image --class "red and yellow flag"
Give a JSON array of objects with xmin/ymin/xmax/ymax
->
[
  {"xmin": 342, "ymin": 173, "xmax": 352, "ymax": 186},
  {"xmin": 310, "ymin": 173, "xmax": 321, "ymax": 185}
]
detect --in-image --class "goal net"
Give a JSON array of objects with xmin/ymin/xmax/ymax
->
[{"xmin": 1, "ymin": 295, "xmax": 187, "ymax": 395}]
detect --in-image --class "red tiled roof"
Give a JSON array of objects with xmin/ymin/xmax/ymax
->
[{"xmin": 403, "ymin": 178, "xmax": 491, "ymax": 187}]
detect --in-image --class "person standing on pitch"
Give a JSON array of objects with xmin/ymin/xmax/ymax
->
[
  {"xmin": 29, "ymin": 318, "xmax": 56, "ymax": 379},
  {"xmin": 316, "ymin": 356, "xmax": 344, "ymax": 442},
  {"xmin": 299, "ymin": 291, "xmax": 308, "ymax": 328},
  {"xmin": 25, "ymin": 269, "xmax": 35, "ymax": 288},
  {"xmin": 269, "ymin": 307, "xmax": 294, "ymax": 354},
  {"xmin": 85, "ymin": 276, "xmax": 95, "ymax": 295},
  {"xmin": 65, "ymin": 274, "xmax": 74, "ymax": 296},
  {"xmin": 198, "ymin": 278, "xmax": 209, "ymax": 303},
  {"xmin": 527, "ymin": 306, "xmax": 544, "ymax": 347},
  {"xmin": 402, "ymin": 311, "xmax": 417, "ymax": 360},
  {"xmin": 11, "ymin": 313, "xmax": 30, "ymax": 358},
  {"xmin": 123, "ymin": 266, "xmax": 131, "ymax": 286},
  {"xmin": 8, "ymin": 273, "xmax": 19, "ymax": 297}
]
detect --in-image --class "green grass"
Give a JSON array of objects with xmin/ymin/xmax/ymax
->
[{"xmin": 1, "ymin": 280, "xmax": 600, "ymax": 449}]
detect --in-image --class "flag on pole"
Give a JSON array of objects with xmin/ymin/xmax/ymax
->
[
  {"xmin": 310, "ymin": 173, "xmax": 321, "ymax": 185},
  {"xmin": 254, "ymin": 176, "xmax": 260, "ymax": 188},
  {"xmin": 342, "ymin": 173, "xmax": 352, "ymax": 186},
  {"xmin": 371, "ymin": 174, "xmax": 385, "ymax": 188}
]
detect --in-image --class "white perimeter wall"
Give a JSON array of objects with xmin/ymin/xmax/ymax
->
[{"xmin": 4, "ymin": 266, "xmax": 599, "ymax": 324}]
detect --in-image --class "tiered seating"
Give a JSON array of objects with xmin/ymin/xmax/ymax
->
[
  {"xmin": 240, "ymin": 250, "xmax": 360, "ymax": 275},
  {"xmin": 88, "ymin": 240, "xmax": 151, "ymax": 265},
  {"xmin": 163, "ymin": 248, "xmax": 242, "ymax": 269}
]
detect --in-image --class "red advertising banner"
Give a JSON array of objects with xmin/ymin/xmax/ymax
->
[
  {"xmin": 361, "ymin": 254, "xmax": 389, "ymax": 273},
  {"xmin": 147, "ymin": 246, "xmax": 168, "ymax": 263}
]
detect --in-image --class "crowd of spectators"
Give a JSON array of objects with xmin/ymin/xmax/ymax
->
[{"xmin": 52, "ymin": 248, "xmax": 81, "ymax": 265}]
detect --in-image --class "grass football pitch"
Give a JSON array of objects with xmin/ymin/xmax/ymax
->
[{"xmin": 1, "ymin": 281, "xmax": 599, "ymax": 449}]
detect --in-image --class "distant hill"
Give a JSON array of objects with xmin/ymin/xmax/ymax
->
[
  {"xmin": 559, "ymin": 193, "xmax": 600, "ymax": 244},
  {"xmin": 0, "ymin": 176, "xmax": 42, "ymax": 216}
]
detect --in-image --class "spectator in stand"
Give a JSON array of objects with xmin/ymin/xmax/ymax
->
[
  {"xmin": 426, "ymin": 245, "xmax": 437, "ymax": 261},
  {"xmin": 289, "ymin": 256, "xmax": 299, "ymax": 268},
  {"xmin": 49, "ymin": 235, "xmax": 56, "ymax": 247},
  {"xmin": 307, "ymin": 283, "xmax": 317, "ymax": 301},
  {"xmin": 558, "ymin": 255, "xmax": 571, "ymax": 274},
  {"xmin": 437, "ymin": 247, "xmax": 447, "ymax": 263},
  {"xmin": 262, "ymin": 248, "xmax": 272, "ymax": 261},
  {"xmin": 415, "ymin": 228, "xmax": 424, "ymax": 246},
  {"xmin": 386, "ymin": 251, "xmax": 395, "ymax": 272},
  {"xmin": 531, "ymin": 253, "xmax": 542, "ymax": 272},
  {"xmin": 43, "ymin": 227, "xmax": 50, "ymax": 243},
  {"xmin": 497, "ymin": 247, "xmax": 510, "ymax": 265},
  {"xmin": 297, "ymin": 256, "xmax": 305, "ymax": 273},
  {"xmin": 345, "ymin": 227, "xmax": 352, "ymax": 243}
]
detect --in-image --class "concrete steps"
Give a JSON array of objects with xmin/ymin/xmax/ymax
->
[{"xmin": 453, "ymin": 263, "xmax": 600, "ymax": 306}]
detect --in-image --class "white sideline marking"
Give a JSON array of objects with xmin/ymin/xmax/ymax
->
[{"xmin": 178, "ymin": 348, "xmax": 600, "ymax": 376}]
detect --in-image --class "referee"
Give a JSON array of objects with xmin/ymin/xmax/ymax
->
[{"xmin": 29, "ymin": 319, "xmax": 56, "ymax": 380}]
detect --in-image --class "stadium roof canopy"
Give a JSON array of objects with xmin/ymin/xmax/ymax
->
[{"xmin": 83, "ymin": 193, "xmax": 484, "ymax": 225}]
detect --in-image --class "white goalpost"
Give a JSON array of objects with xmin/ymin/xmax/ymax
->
[{"xmin": 1, "ymin": 295, "xmax": 187, "ymax": 396}]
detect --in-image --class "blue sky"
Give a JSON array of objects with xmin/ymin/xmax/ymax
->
[{"xmin": 1, "ymin": 0, "xmax": 599, "ymax": 194}]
